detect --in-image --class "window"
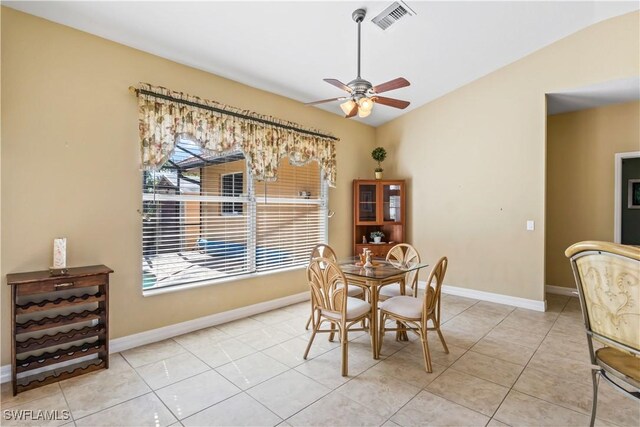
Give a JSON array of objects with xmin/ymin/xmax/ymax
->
[
  {"xmin": 221, "ymin": 172, "xmax": 243, "ymax": 215},
  {"xmin": 142, "ymin": 139, "xmax": 328, "ymax": 291}
]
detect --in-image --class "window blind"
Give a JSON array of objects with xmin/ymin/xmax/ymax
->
[
  {"xmin": 142, "ymin": 139, "xmax": 327, "ymax": 291},
  {"xmin": 255, "ymin": 161, "xmax": 327, "ymax": 272}
]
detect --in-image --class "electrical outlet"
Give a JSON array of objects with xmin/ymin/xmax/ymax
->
[{"xmin": 527, "ymin": 220, "xmax": 535, "ymax": 231}]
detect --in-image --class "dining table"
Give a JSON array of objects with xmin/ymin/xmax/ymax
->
[{"xmin": 339, "ymin": 256, "xmax": 430, "ymax": 359}]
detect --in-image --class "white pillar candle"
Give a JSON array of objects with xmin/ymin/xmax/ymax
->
[{"xmin": 53, "ymin": 238, "xmax": 67, "ymax": 268}]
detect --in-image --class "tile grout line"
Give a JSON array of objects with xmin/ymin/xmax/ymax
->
[
  {"xmin": 52, "ymin": 298, "xmax": 622, "ymax": 427},
  {"xmin": 377, "ymin": 297, "xmax": 489, "ymax": 426},
  {"xmin": 386, "ymin": 297, "xmax": 563, "ymax": 424},
  {"xmin": 122, "ymin": 345, "xmax": 190, "ymax": 425},
  {"xmin": 489, "ymin": 296, "xmax": 582, "ymax": 424},
  {"xmin": 197, "ymin": 313, "xmax": 385, "ymax": 423},
  {"xmin": 461, "ymin": 300, "xmax": 564, "ymax": 419},
  {"xmin": 171, "ymin": 312, "xmax": 343, "ymax": 423},
  {"xmin": 68, "ymin": 353, "xmax": 169, "ymax": 425},
  {"xmin": 282, "ymin": 320, "xmax": 413, "ymax": 423},
  {"xmin": 171, "ymin": 325, "xmax": 300, "ymax": 422},
  {"xmin": 415, "ymin": 296, "xmax": 621, "ymax": 427},
  {"xmin": 56, "ymin": 382, "xmax": 75, "ymax": 424},
  {"xmin": 425, "ymin": 297, "xmax": 570, "ymax": 425},
  {"xmin": 151, "ymin": 322, "xmax": 300, "ymax": 422},
  {"xmin": 49, "ymin": 300, "xmax": 478, "ymax": 425},
  {"xmin": 419, "ymin": 298, "xmax": 522, "ymax": 422}
]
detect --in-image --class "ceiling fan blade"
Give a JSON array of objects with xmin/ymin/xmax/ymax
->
[
  {"xmin": 323, "ymin": 78, "xmax": 353, "ymax": 93},
  {"xmin": 373, "ymin": 96, "xmax": 410, "ymax": 109},
  {"xmin": 345, "ymin": 103, "xmax": 358, "ymax": 118},
  {"xmin": 372, "ymin": 77, "xmax": 410, "ymax": 94},
  {"xmin": 305, "ymin": 97, "xmax": 347, "ymax": 106}
]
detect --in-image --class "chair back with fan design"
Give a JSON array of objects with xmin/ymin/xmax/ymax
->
[
  {"xmin": 386, "ymin": 244, "xmax": 421, "ymax": 296},
  {"xmin": 307, "ymin": 257, "xmax": 348, "ymax": 321},
  {"xmin": 309, "ymin": 243, "xmax": 338, "ymax": 263}
]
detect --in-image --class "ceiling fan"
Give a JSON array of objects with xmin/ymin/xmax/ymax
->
[{"xmin": 306, "ymin": 8, "xmax": 411, "ymax": 118}]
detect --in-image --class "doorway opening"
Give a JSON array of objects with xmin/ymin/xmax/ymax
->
[{"xmin": 615, "ymin": 152, "xmax": 640, "ymax": 244}]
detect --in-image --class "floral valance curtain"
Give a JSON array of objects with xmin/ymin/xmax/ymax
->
[{"xmin": 136, "ymin": 83, "xmax": 338, "ymax": 186}]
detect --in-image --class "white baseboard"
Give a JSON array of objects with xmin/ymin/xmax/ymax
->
[
  {"xmin": 418, "ymin": 282, "xmax": 547, "ymax": 312},
  {"xmin": 0, "ymin": 365, "xmax": 11, "ymax": 385},
  {"xmin": 1, "ymin": 291, "xmax": 309, "ymax": 384},
  {"xmin": 545, "ymin": 285, "xmax": 578, "ymax": 297}
]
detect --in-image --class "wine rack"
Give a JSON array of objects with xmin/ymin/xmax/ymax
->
[{"xmin": 7, "ymin": 265, "xmax": 113, "ymax": 395}]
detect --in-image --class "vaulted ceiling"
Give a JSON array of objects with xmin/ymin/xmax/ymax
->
[{"xmin": 5, "ymin": 1, "xmax": 638, "ymax": 126}]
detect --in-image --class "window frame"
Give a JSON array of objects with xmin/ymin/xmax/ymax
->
[
  {"xmin": 220, "ymin": 171, "xmax": 244, "ymax": 216},
  {"xmin": 142, "ymin": 153, "xmax": 329, "ymax": 296}
]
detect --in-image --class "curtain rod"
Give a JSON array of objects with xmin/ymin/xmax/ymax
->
[{"xmin": 130, "ymin": 86, "xmax": 338, "ymax": 141}]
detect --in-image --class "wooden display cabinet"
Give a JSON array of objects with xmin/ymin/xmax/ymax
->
[
  {"xmin": 353, "ymin": 179, "xmax": 405, "ymax": 258},
  {"xmin": 6, "ymin": 265, "xmax": 113, "ymax": 395}
]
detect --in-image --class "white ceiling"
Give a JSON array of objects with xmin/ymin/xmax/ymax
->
[
  {"xmin": 5, "ymin": 1, "xmax": 639, "ymax": 126},
  {"xmin": 546, "ymin": 77, "xmax": 640, "ymax": 115}
]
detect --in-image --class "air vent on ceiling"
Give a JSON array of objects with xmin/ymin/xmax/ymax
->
[{"xmin": 371, "ymin": 1, "xmax": 416, "ymax": 30}]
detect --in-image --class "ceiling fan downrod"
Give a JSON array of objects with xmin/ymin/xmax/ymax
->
[
  {"xmin": 353, "ymin": 8, "xmax": 366, "ymax": 79},
  {"xmin": 348, "ymin": 9, "xmax": 372, "ymax": 98}
]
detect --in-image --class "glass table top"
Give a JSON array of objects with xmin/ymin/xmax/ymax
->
[{"xmin": 338, "ymin": 256, "xmax": 429, "ymax": 280}]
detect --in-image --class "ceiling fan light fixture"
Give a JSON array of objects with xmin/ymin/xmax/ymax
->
[
  {"xmin": 358, "ymin": 96, "xmax": 374, "ymax": 112},
  {"xmin": 304, "ymin": 9, "xmax": 410, "ymax": 117},
  {"xmin": 340, "ymin": 99, "xmax": 356, "ymax": 115},
  {"xmin": 358, "ymin": 107, "xmax": 372, "ymax": 118}
]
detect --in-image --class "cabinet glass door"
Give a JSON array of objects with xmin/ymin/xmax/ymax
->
[
  {"xmin": 382, "ymin": 184, "xmax": 402, "ymax": 222},
  {"xmin": 358, "ymin": 184, "xmax": 377, "ymax": 222}
]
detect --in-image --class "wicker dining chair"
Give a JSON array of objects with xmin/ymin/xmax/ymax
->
[
  {"xmin": 565, "ymin": 241, "xmax": 640, "ymax": 427},
  {"xmin": 378, "ymin": 256, "xmax": 449, "ymax": 372},
  {"xmin": 303, "ymin": 257, "xmax": 371, "ymax": 376},
  {"xmin": 305, "ymin": 244, "xmax": 366, "ymax": 330},
  {"xmin": 379, "ymin": 243, "xmax": 421, "ymax": 300}
]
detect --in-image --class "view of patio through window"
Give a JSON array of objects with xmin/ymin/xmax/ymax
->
[{"xmin": 142, "ymin": 139, "xmax": 327, "ymax": 290}]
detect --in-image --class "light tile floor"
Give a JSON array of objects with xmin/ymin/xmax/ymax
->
[{"xmin": 2, "ymin": 294, "xmax": 639, "ymax": 426}]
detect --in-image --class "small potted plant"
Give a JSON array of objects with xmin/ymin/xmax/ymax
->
[
  {"xmin": 370, "ymin": 230, "xmax": 385, "ymax": 244},
  {"xmin": 371, "ymin": 147, "xmax": 387, "ymax": 180}
]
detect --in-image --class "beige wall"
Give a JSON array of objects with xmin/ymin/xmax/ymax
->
[
  {"xmin": 546, "ymin": 101, "xmax": 640, "ymax": 288},
  {"xmin": 376, "ymin": 12, "xmax": 639, "ymax": 302},
  {"xmin": 0, "ymin": 8, "xmax": 375, "ymax": 365}
]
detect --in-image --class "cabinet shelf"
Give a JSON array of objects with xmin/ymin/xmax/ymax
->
[
  {"xmin": 16, "ymin": 340, "xmax": 105, "ymax": 373},
  {"xmin": 16, "ymin": 292, "xmax": 105, "ymax": 315},
  {"xmin": 16, "ymin": 325, "xmax": 105, "ymax": 355},
  {"xmin": 16, "ymin": 308, "xmax": 104, "ymax": 334},
  {"xmin": 16, "ymin": 359, "xmax": 105, "ymax": 394}
]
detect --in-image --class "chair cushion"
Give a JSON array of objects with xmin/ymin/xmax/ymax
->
[
  {"xmin": 347, "ymin": 284, "xmax": 365, "ymax": 297},
  {"xmin": 596, "ymin": 347, "xmax": 640, "ymax": 386},
  {"xmin": 336, "ymin": 284, "xmax": 364, "ymax": 297},
  {"xmin": 379, "ymin": 295, "xmax": 422, "ymax": 319},
  {"xmin": 323, "ymin": 297, "xmax": 371, "ymax": 321},
  {"xmin": 379, "ymin": 283, "xmax": 403, "ymax": 298}
]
